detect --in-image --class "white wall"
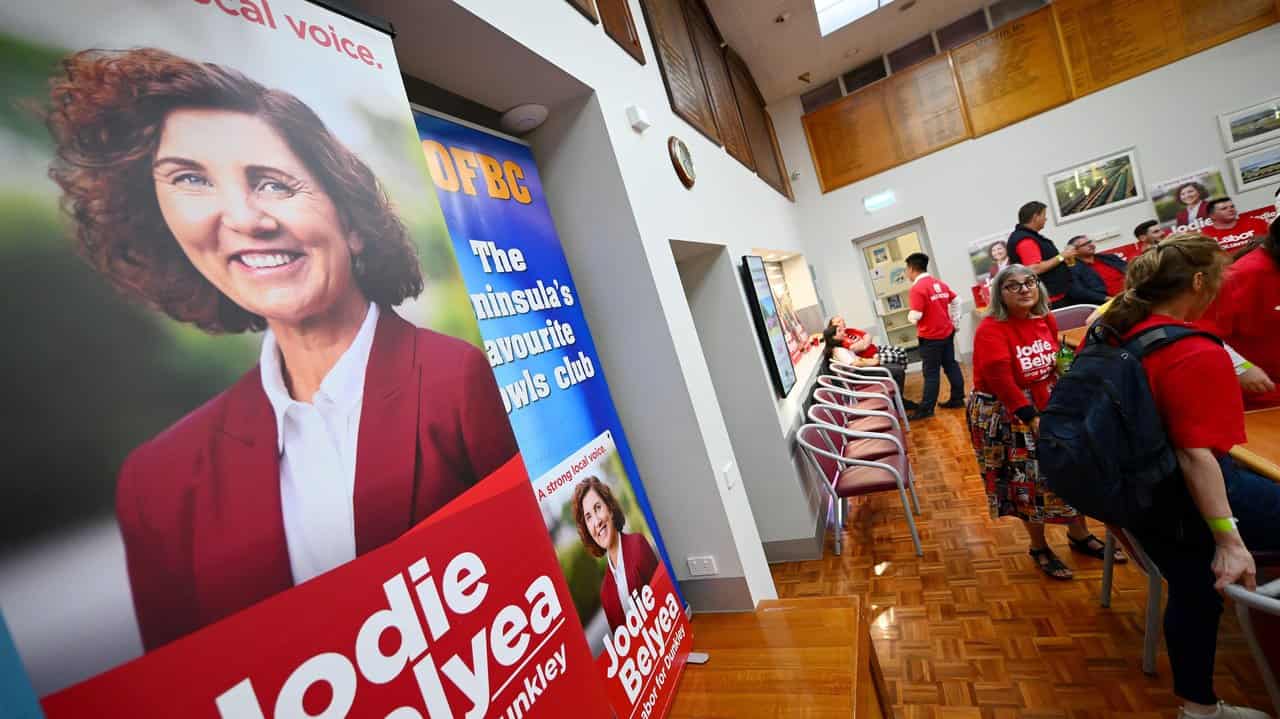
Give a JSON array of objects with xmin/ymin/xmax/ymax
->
[
  {"xmin": 772, "ymin": 24, "xmax": 1280, "ymax": 354},
  {"xmin": 454, "ymin": 0, "xmax": 807, "ymax": 606},
  {"xmin": 675, "ymin": 243, "xmax": 825, "ymax": 561}
]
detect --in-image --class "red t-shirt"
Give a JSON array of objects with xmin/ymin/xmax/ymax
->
[
  {"xmin": 1090, "ymin": 259, "xmax": 1126, "ymax": 296},
  {"xmin": 908, "ymin": 274, "xmax": 957, "ymax": 340},
  {"xmin": 973, "ymin": 313, "xmax": 1060, "ymax": 414},
  {"xmin": 1201, "ymin": 217, "xmax": 1270, "ymax": 253},
  {"xmin": 1013, "ymin": 238, "xmax": 1066, "ymax": 302},
  {"xmin": 1201, "ymin": 248, "xmax": 1280, "ymax": 409},
  {"xmin": 1125, "ymin": 315, "xmax": 1245, "ymax": 455},
  {"xmin": 841, "ymin": 327, "xmax": 879, "ymax": 358}
]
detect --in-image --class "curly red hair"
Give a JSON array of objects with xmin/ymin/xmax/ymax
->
[
  {"xmin": 46, "ymin": 48, "xmax": 423, "ymax": 333},
  {"xmin": 572, "ymin": 476, "xmax": 625, "ymax": 558}
]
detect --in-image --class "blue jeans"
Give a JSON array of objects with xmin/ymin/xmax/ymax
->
[
  {"xmin": 917, "ymin": 332, "xmax": 964, "ymax": 412},
  {"xmin": 1129, "ymin": 459, "xmax": 1280, "ymax": 704}
]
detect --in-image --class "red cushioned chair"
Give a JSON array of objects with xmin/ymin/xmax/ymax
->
[
  {"xmin": 797, "ymin": 418, "xmax": 921, "ymax": 557},
  {"xmin": 1225, "ymin": 579, "xmax": 1280, "ymax": 717},
  {"xmin": 816, "ymin": 374, "xmax": 903, "ymax": 423},
  {"xmin": 829, "ymin": 361, "xmax": 910, "ymax": 431},
  {"xmin": 1050, "ymin": 303, "xmax": 1098, "ymax": 331}
]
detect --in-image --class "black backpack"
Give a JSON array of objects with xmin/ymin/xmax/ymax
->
[{"xmin": 1037, "ymin": 323, "xmax": 1221, "ymax": 528}]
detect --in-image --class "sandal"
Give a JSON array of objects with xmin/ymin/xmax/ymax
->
[
  {"xmin": 1029, "ymin": 548, "xmax": 1073, "ymax": 580},
  {"xmin": 1068, "ymin": 533, "xmax": 1128, "ymax": 563}
]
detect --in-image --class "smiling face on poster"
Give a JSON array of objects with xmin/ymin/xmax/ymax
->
[
  {"xmin": 0, "ymin": 2, "xmax": 610, "ymax": 717},
  {"xmin": 1148, "ymin": 167, "xmax": 1229, "ymax": 232}
]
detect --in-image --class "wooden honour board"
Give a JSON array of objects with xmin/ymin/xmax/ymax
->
[
  {"xmin": 883, "ymin": 53, "xmax": 971, "ymax": 162},
  {"xmin": 684, "ymin": 0, "xmax": 753, "ymax": 169},
  {"xmin": 1053, "ymin": 0, "xmax": 1278, "ymax": 98},
  {"xmin": 639, "ymin": 0, "xmax": 721, "ymax": 145},
  {"xmin": 952, "ymin": 5, "xmax": 1071, "ymax": 137},
  {"xmin": 802, "ymin": 81, "xmax": 900, "ymax": 193}
]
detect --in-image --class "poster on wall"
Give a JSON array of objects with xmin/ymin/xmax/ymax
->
[
  {"xmin": 1148, "ymin": 167, "xmax": 1229, "ymax": 232},
  {"xmin": 1045, "ymin": 147, "xmax": 1145, "ymax": 224},
  {"xmin": 414, "ymin": 111, "xmax": 693, "ymax": 719},
  {"xmin": 0, "ymin": 2, "xmax": 609, "ymax": 717}
]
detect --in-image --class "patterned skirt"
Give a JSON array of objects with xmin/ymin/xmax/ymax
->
[{"xmin": 966, "ymin": 391, "xmax": 1079, "ymax": 524}]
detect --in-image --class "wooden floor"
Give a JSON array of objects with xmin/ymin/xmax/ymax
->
[{"xmin": 673, "ymin": 369, "xmax": 1270, "ymax": 718}]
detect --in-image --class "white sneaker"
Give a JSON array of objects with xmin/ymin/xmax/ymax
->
[{"xmin": 1178, "ymin": 702, "xmax": 1273, "ymax": 719}]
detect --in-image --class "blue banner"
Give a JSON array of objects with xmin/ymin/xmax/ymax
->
[{"xmin": 415, "ymin": 111, "xmax": 691, "ymax": 717}]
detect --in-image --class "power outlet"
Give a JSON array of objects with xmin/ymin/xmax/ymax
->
[{"xmin": 687, "ymin": 555, "xmax": 719, "ymax": 577}]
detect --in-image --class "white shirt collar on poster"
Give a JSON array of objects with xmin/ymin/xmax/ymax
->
[
  {"xmin": 606, "ymin": 539, "xmax": 636, "ymax": 615},
  {"xmin": 259, "ymin": 302, "xmax": 380, "ymax": 585}
]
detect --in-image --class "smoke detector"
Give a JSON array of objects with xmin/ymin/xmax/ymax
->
[{"xmin": 500, "ymin": 104, "xmax": 549, "ymax": 135}]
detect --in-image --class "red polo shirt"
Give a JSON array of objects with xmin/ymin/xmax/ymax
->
[{"xmin": 909, "ymin": 273, "xmax": 957, "ymax": 340}]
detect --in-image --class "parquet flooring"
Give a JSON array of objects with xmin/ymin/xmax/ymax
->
[{"xmin": 761, "ymin": 368, "xmax": 1271, "ymax": 718}]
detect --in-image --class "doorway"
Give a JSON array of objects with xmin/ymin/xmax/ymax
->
[{"xmin": 851, "ymin": 218, "xmax": 935, "ymax": 354}]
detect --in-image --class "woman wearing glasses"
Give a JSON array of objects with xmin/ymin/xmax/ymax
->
[{"xmin": 968, "ymin": 265, "xmax": 1124, "ymax": 580}]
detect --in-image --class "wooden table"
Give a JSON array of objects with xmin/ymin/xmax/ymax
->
[
  {"xmin": 669, "ymin": 595, "xmax": 891, "ymax": 718},
  {"xmin": 1060, "ymin": 326, "xmax": 1087, "ymax": 350},
  {"xmin": 1231, "ymin": 407, "xmax": 1280, "ymax": 483}
]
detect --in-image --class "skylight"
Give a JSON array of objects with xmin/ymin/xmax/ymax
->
[{"xmin": 816, "ymin": 0, "xmax": 895, "ymax": 36}]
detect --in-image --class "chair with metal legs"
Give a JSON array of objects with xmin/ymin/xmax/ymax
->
[
  {"xmin": 1225, "ymin": 579, "xmax": 1280, "ymax": 717},
  {"xmin": 799, "ymin": 411, "xmax": 921, "ymax": 557},
  {"xmin": 829, "ymin": 361, "xmax": 909, "ymax": 431},
  {"xmin": 1100, "ymin": 527, "xmax": 1162, "ymax": 676}
]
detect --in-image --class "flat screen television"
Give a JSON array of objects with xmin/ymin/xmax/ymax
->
[{"xmin": 741, "ymin": 255, "xmax": 798, "ymax": 397}]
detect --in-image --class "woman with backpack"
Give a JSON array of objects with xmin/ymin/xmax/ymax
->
[
  {"xmin": 968, "ymin": 265, "xmax": 1124, "ymax": 581},
  {"xmin": 1100, "ymin": 233, "xmax": 1280, "ymax": 719}
]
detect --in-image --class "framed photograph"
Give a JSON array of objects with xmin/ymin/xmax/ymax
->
[
  {"xmin": 889, "ymin": 267, "xmax": 906, "ymax": 285},
  {"xmin": 1218, "ymin": 97, "xmax": 1280, "ymax": 154},
  {"xmin": 1229, "ymin": 142, "xmax": 1280, "ymax": 193},
  {"xmin": 1147, "ymin": 167, "xmax": 1228, "ymax": 232},
  {"xmin": 1045, "ymin": 147, "xmax": 1145, "ymax": 224},
  {"xmin": 885, "ymin": 294, "xmax": 903, "ymax": 312},
  {"xmin": 871, "ymin": 246, "xmax": 890, "ymax": 265}
]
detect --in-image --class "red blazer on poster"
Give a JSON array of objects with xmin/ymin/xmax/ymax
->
[
  {"xmin": 600, "ymin": 532, "xmax": 661, "ymax": 632},
  {"xmin": 116, "ymin": 311, "xmax": 519, "ymax": 652},
  {"xmin": 1175, "ymin": 201, "xmax": 1211, "ymax": 227}
]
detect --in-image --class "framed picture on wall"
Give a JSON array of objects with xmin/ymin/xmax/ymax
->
[
  {"xmin": 1045, "ymin": 147, "xmax": 1145, "ymax": 224},
  {"xmin": 1218, "ymin": 97, "xmax": 1280, "ymax": 154},
  {"xmin": 871, "ymin": 246, "xmax": 890, "ymax": 265},
  {"xmin": 1229, "ymin": 142, "xmax": 1280, "ymax": 193}
]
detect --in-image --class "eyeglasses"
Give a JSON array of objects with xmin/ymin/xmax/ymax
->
[{"xmin": 1001, "ymin": 279, "xmax": 1038, "ymax": 293}]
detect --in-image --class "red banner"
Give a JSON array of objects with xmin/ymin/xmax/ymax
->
[
  {"xmin": 42, "ymin": 458, "xmax": 611, "ymax": 719},
  {"xmin": 595, "ymin": 567, "xmax": 691, "ymax": 719}
]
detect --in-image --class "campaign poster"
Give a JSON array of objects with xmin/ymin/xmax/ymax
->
[
  {"xmin": 0, "ymin": 1, "xmax": 607, "ymax": 717},
  {"xmin": 415, "ymin": 111, "xmax": 693, "ymax": 719},
  {"xmin": 967, "ymin": 231, "xmax": 1010, "ymax": 285},
  {"xmin": 1148, "ymin": 167, "xmax": 1229, "ymax": 232}
]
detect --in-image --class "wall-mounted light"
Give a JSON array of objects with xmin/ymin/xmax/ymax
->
[{"xmin": 863, "ymin": 189, "xmax": 897, "ymax": 213}]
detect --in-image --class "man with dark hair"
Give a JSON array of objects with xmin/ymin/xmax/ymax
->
[
  {"xmin": 1066, "ymin": 235, "xmax": 1127, "ymax": 301},
  {"xmin": 1133, "ymin": 220, "xmax": 1164, "ymax": 251},
  {"xmin": 905, "ymin": 252, "xmax": 964, "ymax": 419},
  {"xmin": 1201, "ymin": 197, "xmax": 1269, "ymax": 252},
  {"xmin": 1007, "ymin": 201, "xmax": 1077, "ymax": 309}
]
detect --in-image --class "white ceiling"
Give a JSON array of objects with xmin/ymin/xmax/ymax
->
[
  {"xmin": 351, "ymin": 0, "xmax": 589, "ymax": 113},
  {"xmin": 706, "ymin": 0, "xmax": 989, "ymax": 103}
]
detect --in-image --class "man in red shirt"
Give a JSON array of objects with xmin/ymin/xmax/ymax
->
[
  {"xmin": 906, "ymin": 252, "xmax": 964, "ymax": 419},
  {"xmin": 1200, "ymin": 197, "xmax": 1269, "ymax": 253},
  {"xmin": 1066, "ymin": 234, "xmax": 1127, "ymax": 300}
]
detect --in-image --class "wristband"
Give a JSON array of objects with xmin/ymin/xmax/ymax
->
[
  {"xmin": 1055, "ymin": 254, "xmax": 1065, "ymax": 264},
  {"xmin": 1205, "ymin": 516, "xmax": 1239, "ymax": 533},
  {"xmin": 1237, "ymin": 360, "xmax": 1255, "ymax": 376}
]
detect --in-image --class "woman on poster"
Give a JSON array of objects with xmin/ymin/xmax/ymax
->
[
  {"xmin": 1174, "ymin": 181, "xmax": 1211, "ymax": 228},
  {"xmin": 46, "ymin": 48, "xmax": 518, "ymax": 651},
  {"xmin": 573, "ymin": 476, "xmax": 659, "ymax": 632}
]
